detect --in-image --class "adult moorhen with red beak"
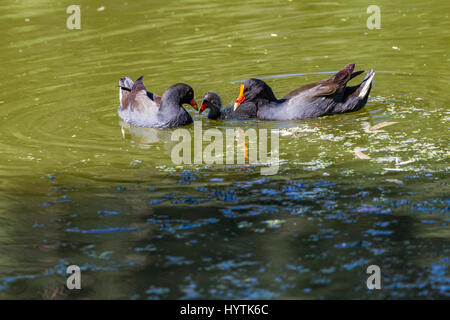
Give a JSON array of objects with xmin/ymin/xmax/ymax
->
[
  {"xmin": 233, "ymin": 64, "xmax": 375, "ymax": 120},
  {"xmin": 118, "ymin": 76, "xmax": 198, "ymax": 128},
  {"xmin": 199, "ymin": 92, "xmax": 257, "ymax": 120}
]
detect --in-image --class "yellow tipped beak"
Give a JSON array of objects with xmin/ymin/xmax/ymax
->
[{"xmin": 234, "ymin": 84, "xmax": 245, "ymax": 111}]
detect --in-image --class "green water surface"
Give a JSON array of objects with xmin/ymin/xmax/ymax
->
[{"xmin": 0, "ymin": 0, "xmax": 449, "ymax": 299}]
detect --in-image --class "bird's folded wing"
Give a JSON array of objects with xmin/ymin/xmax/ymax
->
[
  {"xmin": 286, "ymin": 81, "xmax": 338, "ymax": 105},
  {"xmin": 284, "ymin": 64, "xmax": 362, "ymax": 101},
  {"xmin": 153, "ymin": 94, "xmax": 162, "ymax": 105},
  {"xmin": 283, "ymin": 79, "xmax": 338, "ymax": 100},
  {"xmin": 130, "ymin": 90, "xmax": 160, "ymax": 113}
]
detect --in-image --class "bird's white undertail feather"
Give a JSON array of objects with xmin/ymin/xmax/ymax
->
[{"xmin": 359, "ymin": 70, "xmax": 375, "ymax": 98}]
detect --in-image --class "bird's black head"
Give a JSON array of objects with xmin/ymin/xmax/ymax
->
[
  {"xmin": 233, "ymin": 78, "xmax": 276, "ymax": 111},
  {"xmin": 164, "ymin": 83, "xmax": 198, "ymax": 110},
  {"xmin": 200, "ymin": 91, "xmax": 221, "ymax": 114}
]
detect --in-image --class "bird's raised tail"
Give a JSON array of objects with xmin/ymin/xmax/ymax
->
[
  {"xmin": 354, "ymin": 69, "xmax": 375, "ymax": 99},
  {"xmin": 329, "ymin": 69, "xmax": 375, "ymax": 115},
  {"xmin": 332, "ymin": 63, "xmax": 355, "ymax": 83},
  {"xmin": 119, "ymin": 77, "xmax": 134, "ymax": 108},
  {"xmin": 118, "ymin": 76, "xmax": 146, "ymax": 111},
  {"xmin": 119, "ymin": 77, "xmax": 134, "ymax": 91},
  {"xmin": 131, "ymin": 75, "xmax": 146, "ymax": 93}
]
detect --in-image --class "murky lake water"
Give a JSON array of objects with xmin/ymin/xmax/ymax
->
[{"xmin": 0, "ymin": 0, "xmax": 449, "ymax": 299}]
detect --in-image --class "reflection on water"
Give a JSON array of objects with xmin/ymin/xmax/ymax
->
[{"xmin": 0, "ymin": 0, "xmax": 448, "ymax": 299}]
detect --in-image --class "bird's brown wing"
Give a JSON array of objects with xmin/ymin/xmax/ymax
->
[
  {"xmin": 283, "ymin": 64, "xmax": 363, "ymax": 100},
  {"xmin": 153, "ymin": 94, "xmax": 162, "ymax": 105},
  {"xmin": 129, "ymin": 90, "xmax": 159, "ymax": 113},
  {"xmin": 123, "ymin": 77, "xmax": 160, "ymax": 113},
  {"xmin": 283, "ymin": 80, "xmax": 336, "ymax": 100}
]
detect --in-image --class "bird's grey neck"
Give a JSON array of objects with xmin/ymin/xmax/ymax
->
[{"xmin": 160, "ymin": 94, "xmax": 183, "ymax": 111}]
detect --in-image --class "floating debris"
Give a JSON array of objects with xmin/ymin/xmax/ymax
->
[
  {"xmin": 370, "ymin": 122, "xmax": 398, "ymax": 131},
  {"xmin": 382, "ymin": 168, "xmax": 407, "ymax": 172},
  {"xmin": 263, "ymin": 219, "xmax": 286, "ymax": 228},
  {"xmin": 385, "ymin": 179, "xmax": 404, "ymax": 185},
  {"xmin": 354, "ymin": 148, "xmax": 371, "ymax": 159},
  {"xmin": 130, "ymin": 159, "xmax": 142, "ymax": 166},
  {"xmin": 395, "ymin": 159, "xmax": 416, "ymax": 166}
]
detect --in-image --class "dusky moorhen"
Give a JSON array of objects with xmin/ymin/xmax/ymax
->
[
  {"xmin": 233, "ymin": 64, "xmax": 375, "ymax": 121},
  {"xmin": 118, "ymin": 76, "xmax": 197, "ymax": 128}
]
